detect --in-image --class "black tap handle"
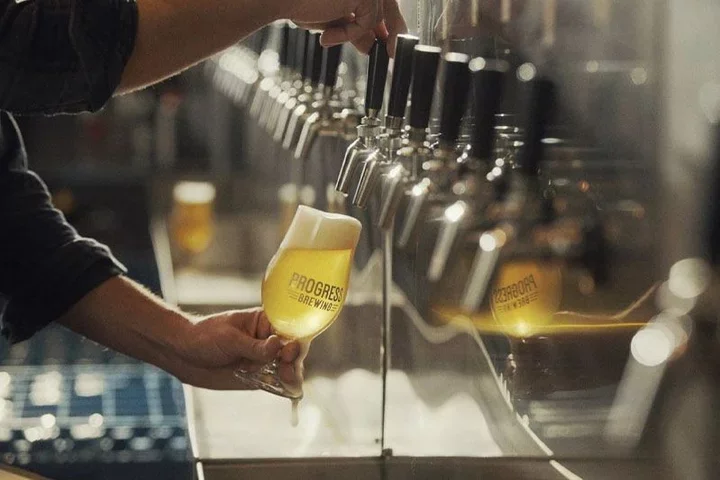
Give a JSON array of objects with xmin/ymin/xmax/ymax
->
[
  {"xmin": 470, "ymin": 57, "xmax": 507, "ymax": 159},
  {"xmin": 519, "ymin": 74, "xmax": 556, "ymax": 176},
  {"xmin": 307, "ymin": 31, "xmax": 324, "ymax": 86},
  {"xmin": 408, "ymin": 45, "xmax": 441, "ymax": 130},
  {"xmin": 285, "ymin": 23, "xmax": 299, "ymax": 72},
  {"xmin": 249, "ymin": 26, "xmax": 270, "ymax": 55},
  {"xmin": 299, "ymin": 29, "xmax": 312, "ymax": 80},
  {"xmin": 279, "ymin": 22, "xmax": 292, "ymax": 70},
  {"xmin": 387, "ymin": 34, "xmax": 419, "ymax": 118},
  {"xmin": 439, "ymin": 53, "xmax": 471, "ymax": 144},
  {"xmin": 322, "ymin": 45, "xmax": 343, "ymax": 89},
  {"xmin": 364, "ymin": 39, "xmax": 390, "ymax": 115}
]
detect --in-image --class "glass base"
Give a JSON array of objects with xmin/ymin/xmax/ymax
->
[{"xmin": 234, "ymin": 360, "xmax": 303, "ymax": 400}]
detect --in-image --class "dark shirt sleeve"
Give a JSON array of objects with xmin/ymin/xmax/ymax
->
[
  {"xmin": 0, "ymin": 0, "xmax": 138, "ymax": 115},
  {"xmin": 0, "ymin": 113, "xmax": 127, "ymax": 343}
]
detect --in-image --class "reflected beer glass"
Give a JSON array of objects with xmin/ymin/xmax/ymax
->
[{"xmin": 235, "ymin": 206, "xmax": 361, "ymax": 399}]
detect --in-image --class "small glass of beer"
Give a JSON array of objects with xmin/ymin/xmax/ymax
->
[
  {"xmin": 170, "ymin": 181, "xmax": 216, "ymax": 255},
  {"xmin": 235, "ymin": 205, "xmax": 362, "ymax": 399}
]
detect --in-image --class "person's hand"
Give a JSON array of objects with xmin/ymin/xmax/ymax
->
[
  {"xmin": 286, "ymin": 0, "xmax": 407, "ymax": 55},
  {"xmin": 170, "ymin": 307, "xmax": 302, "ymax": 390}
]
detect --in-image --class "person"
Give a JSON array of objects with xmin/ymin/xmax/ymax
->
[{"xmin": 0, "ymin": 0, "xmax": 407, "ymax": 390}]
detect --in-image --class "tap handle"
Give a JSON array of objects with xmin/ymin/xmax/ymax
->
[
  {"xmin": 322, "ymin": 44, "xmax": 343, "ymax": 90},
  {"xmin": 365, "ymin": 39, "xmax": 390, "ymax": 115},
  {"xmin": 299, "ymin": 29, "xmax": 312, "ymax": 80},
  {"xmin": 408, "ymin": 45, "xmax": 442, "ymax": 130},
  {"xmin": 279, "ymin": 22, "xmax": 293, "ymax": 70},
  {"xmin": 439, "ymin": 53, "xmax": 471, "ymax": 145},
  {"xmin": 387, "ymin": 34, "xmax": 419, "ymax": 119},
  {"xmin": 518, "ymin": 72, "xmax": 556, "ymax": 176},
  {"xmin": 307, "ymin": 31, "xmax": 324, "ymax": 86},
  {"xmin": 286, "ymin": 23, "xmax": 300, "ymax": 72},
  {"xmin": 470, "ymin": 58, "xmax": 507, "ymax": 159}
]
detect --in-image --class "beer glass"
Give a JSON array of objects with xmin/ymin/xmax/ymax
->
[
  {"xmin": 170, "ymin": 181, "xmax": 216, "ymax": 255},
  {"xmin": 234, "ymin": 205, "xmax": 362, "ymax": 399}
]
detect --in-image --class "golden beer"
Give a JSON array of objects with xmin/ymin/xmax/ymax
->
[
  {"xmin": 263, "ymin": 247, "xmax": 353, "ymax": 339},
  {"xmin": 489, "ymin": 260, "xmax": 563, "ymax": 336},
  {"xmin": 431, "ymin": 260, "xmax": 653, "ymax": 336},
  {"xmin": 236, "ymin": 205, "xmax": 361, "ymax": 400},
  {"xmin": 170, "ymin": 181, "xmax": 216, "ymax": 255}
]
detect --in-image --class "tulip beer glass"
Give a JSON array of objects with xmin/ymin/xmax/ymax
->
[{"xmin": 234, "ymin": 205, "xmax": 361, "ymax": 399}]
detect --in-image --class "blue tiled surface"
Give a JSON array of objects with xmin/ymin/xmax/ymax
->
[{"xmin": 0, "ymin": 328, "xmax": 190, "ymax": 478}]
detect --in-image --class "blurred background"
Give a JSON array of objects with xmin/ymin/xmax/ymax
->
[{"xmin": 2, "ymin": 0, "xmax": 720, "ymax": 479}]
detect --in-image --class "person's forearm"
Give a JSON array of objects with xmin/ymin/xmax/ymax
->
[
  {"xmin": 58, "ymin": 276, "xmax": 193, "ymax": 373},
  {"xmin": 118, "ymin": 0, "xmax": 285, "ymax": 93}
]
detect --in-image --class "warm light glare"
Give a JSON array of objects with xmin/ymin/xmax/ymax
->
[
  {"xmin": 411, "ymin": 179, "xmax": 431, "ymax": 197},
  {"xmin": 40, "ymin": 414, "xmax": 56, "ymax": 429},
  {"xmin": 387, "ymin": 164, "xmax": 404, "ymax": 179},
  {"xmin": 89, "ymin": 413, "xmax": 104, "ymax": 427},
  {"xmin": 517, "ymin": 63, "xmax": 537, "ymax": 82},
  {"xmin": 668, "ymin": 257, "xmax": 711, "ymax": 299},
  {"xmin": 444, "ymin": 201, "xmax": 467, "ymax": 223},
  {"xmin": 631, "ymin": 325, "xmax": 673, "ymax": 367}
]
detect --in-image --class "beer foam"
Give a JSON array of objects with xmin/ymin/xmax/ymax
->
[
  {"xmin": 173, "ymin": 181, "xmax": 216, "ymax": 204},
  {"xmin": 281, "ymin": 205, "xmax": 361, "ymax": 251}
]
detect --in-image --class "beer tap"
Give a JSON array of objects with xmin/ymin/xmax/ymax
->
[
  {"xmin": 282, "ymin": 30, "xmax": 325, "ymax": 152},
  {"xmin": 426, "ymin": 57, "xmax": 508, "ymax": 282},
  {"xmin": 248, "ymin": 22, "xmax": 284, "ymax": 121},
  {"xmin": 272, "ymin": 27, "xmax": 311, "ymax": 142},
  {"xmin": 460, "ymin": 72, "xmax": 556, "ymax": 312},
  {"xmin": 396, "ymin": 52, "xmax": 472, "ymax": 248},
  {"xmin": 261, "ymin": 21, "xmax": 297, "ymax": 133},
  {"xmin": 460, "ymin": 71, "xmax": 607, "ymax": 314},
  {"xmin": 377, "ymin": 45, "xmax": 442, "ymax": 230},
  {"xmin": 292, "ymin": 44, "xmax": 353, "ymax": 169},
  {"xmin": 335, "ymin": 39, "xmax": 390, "ymax": 195},
  {"xmin": 351, "ymin": 34, "xmax": 420, "ymax": 209}
]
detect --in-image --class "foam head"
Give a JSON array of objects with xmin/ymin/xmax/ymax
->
[{"xmin": 281, "ymin": 205, "xmax": 362, "ymax": 250}]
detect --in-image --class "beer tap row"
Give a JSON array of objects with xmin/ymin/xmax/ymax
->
[
  {"xmin": 207, "ymin": 21, "xmax": 633, "ymax": 336},
  {"xmin": 331, "ymin": 37, "xmax": 607, "ymax": 329}
]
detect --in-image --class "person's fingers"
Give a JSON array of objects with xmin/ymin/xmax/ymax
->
[
  {"xmin": 225, "ymin": 307, "xmax": 261, "ymax": 334},
  {"xmin": 235, "ymin": 358, "xmax": 262, "ymax": 374},
  {"xmin": 322, "ymin": 20, "xmax": 373, "ymax": 49},
  {"xmin": 382, "ymin": 0, "xmax": 408, "ymax": 55},
  {"xmin": 256, "ymin": 311, "xmax": 272, "ymax": 340},
  {"xmin": 354, "ymin": 0, "xmax": 381, "ymax": 31},
  {"xmin": 353, "ymin": 30, "xmax": 378, "ymax": 55},
  {"xmin": 296, "ymin": 15, "xmax": 355, "ymax": 32},
  {"xmin": 279, "ymin": 341, "xmax": 301, "ymax": 363},
  {"xmin": 278, "ymin": 361, "xmax": 303, "ymax": 388},
  {"xmin": 226, "ymin": 330, "xmax": 283, "ymax": 363}
]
